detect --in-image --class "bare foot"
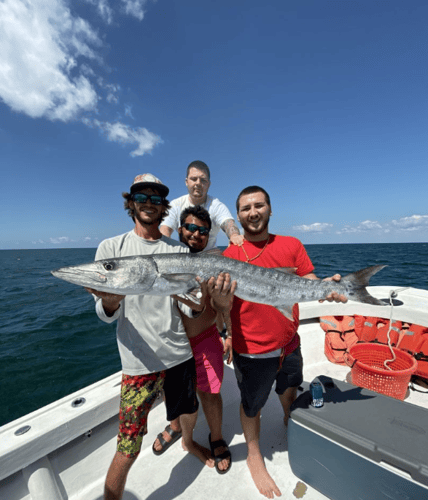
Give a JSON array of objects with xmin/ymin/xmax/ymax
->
[
  {"xmin": 247, "ymin": 454, "xmax": 282, "ymax": 498},
  {"xmin": 153, "ymin": 425, "xmax": 181, "ymax": 453},
  {"xmin": 182, "ymin": 440, "xmax": 215, "ymax": 468}
]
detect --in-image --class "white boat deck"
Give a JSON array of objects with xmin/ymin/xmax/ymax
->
[
  {"xmin": 77, "ymin": 317, "xmax": 427, "ymax": 500},
  {"xmin": 77, "ymin": 319, "xmax": 353, "ymax": 500},
  {"xmin": 2, "ymin": 286, "xmax": 428, "ymax": 500}
]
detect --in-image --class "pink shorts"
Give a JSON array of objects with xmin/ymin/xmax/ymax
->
[{"xmin": 189, "ymin": 324, "xmax": 224, "ymax": 394}]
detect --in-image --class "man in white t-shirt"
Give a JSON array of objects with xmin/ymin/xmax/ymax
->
[{"xmin": 160, "ymin": 160, "xmax": 244, "ymax": 249}]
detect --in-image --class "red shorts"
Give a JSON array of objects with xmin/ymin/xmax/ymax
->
[{"xmin": 189, "ymin": 324, "xmax": 224, "ymax": 394}]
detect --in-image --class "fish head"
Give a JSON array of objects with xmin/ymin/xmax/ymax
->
[{"xmin": 51, "ymin": 255, "xmax": 157, "ymax": 294}]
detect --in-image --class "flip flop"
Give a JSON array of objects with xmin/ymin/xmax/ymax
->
[
  {"xmin": 152, "ymin": 425, "xmax": 182, "ymax": 455},
  {"xmin": 209, "ymin": 433, "xmax": 232, "ymax": 474}
]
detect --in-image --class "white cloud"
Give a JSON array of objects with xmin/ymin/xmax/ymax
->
[
  {"xmin": 121, "ymin": 0, "xmax": 150, "ymax": 21},
  {"xmin": 358, "ymin": 220, "xmax": 383, "ymax": 230},
  {"xmin": 336, "ymin": 226, "xmax": 359, "ymax": 234},
  {"xmin": 293, "ymin": 222, "xmax": 333, "ymax": 233},
  {"xmin": 85, "ymin": 0, "xmax": 114, "ymax": 24},
  {"xmin": 0, "ymin": 0, "xmax": 162, "ymax": 156},
  {"xmin": 85, "ymin": 0, "xmax": 150, "ymax": 23},
  {"xmin": 392, "ymin": 215, "xmax": 428, "ymax": 231},
  {"xmin": 47, "ymin": 235, "xmax": 97, "ymax": 245},
  {"xmin": 125, "ymin": 104, "xmax": 134, "ymax": 118},
  {"xmin": 50, "ymin": 236, "xmax": 72, "ymax": 244},
  {"xmin": 0, "ymin": 0, "xmax": 100, "ymax": 121},
  {"xmin": 333, "ymin": 215, "xmax": 428, "ymax": 236},
  {"xmin": 336, "ymin": 219, "xmax": 383, "ymax": 234},
  {"xmin": 106, "ymin": 93, "xmax": 119, "ymax": 104},
  {"xmin": 104, "ymin": 82, "xmax": 121, "ymax": 104},
  {"xmin": 80, "ymin": 63, "xmax": 96, "ymax": 77},
  {"xmin": 87, "ymin": 119, "xmax": 162, "ymax": 156}
]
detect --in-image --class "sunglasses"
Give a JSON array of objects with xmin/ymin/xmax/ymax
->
[
  {"xmin": 132, "ymin": 193, "xmax": 165, "ymax": 205},
  {"xmin": 182, "ymin": 223, "xmax": 210, "ymax": 236}
]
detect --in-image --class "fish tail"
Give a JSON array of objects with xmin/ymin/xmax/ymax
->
[{"xmin": 342, "ymin": 265, "xmax": 387, "ymax": 305}]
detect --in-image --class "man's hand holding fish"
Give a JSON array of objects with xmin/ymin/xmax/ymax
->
[
  {"xmin": 319, "ymin": 274, "xmax": 348, "ymax": 303},
  {"xmin": 84, "ymin": 288, "xmax": 125, "ymax": 317}
]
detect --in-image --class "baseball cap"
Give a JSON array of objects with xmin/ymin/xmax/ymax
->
[{"xmin": 130, "ymin": 173, "xmax": 169, "ymax": 197}]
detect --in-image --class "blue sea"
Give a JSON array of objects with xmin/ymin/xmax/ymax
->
[{"xmin": 1, "ymin": 243, "xmax": 428, "ymax": 427}]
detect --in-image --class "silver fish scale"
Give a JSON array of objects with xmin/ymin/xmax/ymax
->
[{"xmin": 152, "ymin": 254, "xmax": 345, "ymax": 307}]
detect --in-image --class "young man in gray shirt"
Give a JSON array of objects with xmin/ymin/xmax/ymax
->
[{"xmin": 87, "ymin": 174, "xmax": 229, "ymax": 500}]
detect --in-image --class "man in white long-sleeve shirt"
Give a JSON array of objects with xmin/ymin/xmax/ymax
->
[{"xmin": 87, "ymin": 173, "xmax": 219, "ymax": 500}]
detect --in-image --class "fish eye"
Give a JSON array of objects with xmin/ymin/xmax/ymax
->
[{"xmin": 103, "ymin": 262, "xmax": 115, "ymax": 271}]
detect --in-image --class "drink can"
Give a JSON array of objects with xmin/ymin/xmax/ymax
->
[{"xmin": 310, "ymin": 381, "xmax": 324, "ymax": 408}]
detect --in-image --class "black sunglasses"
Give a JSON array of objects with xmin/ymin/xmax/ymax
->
[
  {"xmin": 183, "ymin": 223, "xmax": 210, "ymax": 236},
  {"xmin": 132, "ymin": 193, "xmax": 164, "ymax": 205}
]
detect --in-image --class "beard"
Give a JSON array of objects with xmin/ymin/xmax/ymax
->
[
  {"xmin": 239, "ymin": 215, "xmax": 270, "ymax": 236},
  {"xmin": 179, "ymin": 232, "xmax": 202, "ymax": 253},
  {"xmin": 134, "ymin": 209, "xmax": 164, "ymax": 227}
]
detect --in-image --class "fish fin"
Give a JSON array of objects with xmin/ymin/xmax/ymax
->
[
  {"xmin": 275, "ymin": 305, "xmax": 294, "ymax": 321},
  {"xmin": 162, "ymin": 273, "xmax": 197, "ymax": 282},
  {"xmin": 342, "ymin": 265, "xmax": 387, "ymax": 305},
  {"xmin": 274, "ymin": 267, "xmax": 297, "ymax": 274}
]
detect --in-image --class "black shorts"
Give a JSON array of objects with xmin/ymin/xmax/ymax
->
[
  {"xmin": 163, "ymin": 357, "xmax": 199, "ymax": 421},
  {"xmin": 233, "ymin": 347, "xmax": 303, "ymax": 418}
]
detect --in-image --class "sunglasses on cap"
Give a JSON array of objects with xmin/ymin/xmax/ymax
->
[
  {"xmin": 182, "ymin": 223, "xmax": 210, "ymax": 236},
  {"xmin": 131, "ymin": 193, "xmax": 165, "ymax": 205}
]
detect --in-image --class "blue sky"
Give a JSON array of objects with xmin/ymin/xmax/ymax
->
[{"xmin": 1, "ymin": 0, "xmax": 428, "ymax": 249}]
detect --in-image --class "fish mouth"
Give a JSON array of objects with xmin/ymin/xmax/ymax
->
[{"xmin": 51, "ymin": 269, "xmax": 107, "ymax": 284}]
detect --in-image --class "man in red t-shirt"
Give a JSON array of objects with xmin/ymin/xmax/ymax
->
[{"xmin": 223, "ymin": 185, "xmax": 346, "ymax": 499}]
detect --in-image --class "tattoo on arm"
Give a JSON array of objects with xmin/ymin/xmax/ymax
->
[{"xmin": 221, "ymin": 219, "xmax": 240, "ymax": 238}]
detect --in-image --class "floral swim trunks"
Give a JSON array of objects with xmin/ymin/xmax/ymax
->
[{"xmin": 117, "ymin": 372, "xmax": 165, "ymax": 458}]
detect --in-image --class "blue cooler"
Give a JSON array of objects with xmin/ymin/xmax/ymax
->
[{"xmin": 288, "ymin": 376, "xmax": 428, "ymax": 500}]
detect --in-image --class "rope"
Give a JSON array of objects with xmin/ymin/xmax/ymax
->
[{"xmin": 384, "ymin": 287, "xmax": 410, "ymax": 370}]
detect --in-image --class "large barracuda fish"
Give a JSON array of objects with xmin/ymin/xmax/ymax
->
[{"xmin": 51, "ymin": 253, "xmax": 386, "ymax": 319}]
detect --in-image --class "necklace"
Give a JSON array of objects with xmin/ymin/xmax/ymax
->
[{"xmin": 241, "ymin": 235, "xmax": 271, "ymax": 263}]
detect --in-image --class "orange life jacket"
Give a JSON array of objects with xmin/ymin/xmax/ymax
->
[
  {"xmin": 397, "ymin": 324, "xmax": 428, "ymax": 380},
  {"xmin": 320, "ymin": 316, "xmax": 358, "ymax": 365},
  {"xmin": 354, "ymin": 315, "xmax": 402, "ymax": 345}
]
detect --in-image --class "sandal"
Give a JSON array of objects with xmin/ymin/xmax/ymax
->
[
  {"xmin": 152, "ymin": 425, "xmax": 182, "ymax": 455},
  {"xmin": 209, "ymin": 433, "xmax": 232, "ymax": 474}
]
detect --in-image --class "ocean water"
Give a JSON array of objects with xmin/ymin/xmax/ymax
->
[{"xmin": 1, "ymin": 243, "xmax": 428, "ymax": 427}]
